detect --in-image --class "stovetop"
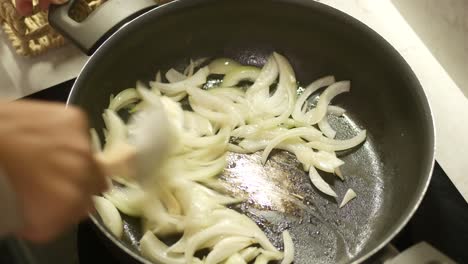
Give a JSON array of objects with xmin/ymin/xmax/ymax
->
[{"xmin": 0, "ymin": 79, "xmax": 467, "ymax": 264}]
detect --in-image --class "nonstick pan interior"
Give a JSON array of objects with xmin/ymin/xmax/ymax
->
[{"xmin": 68, "ymin": 0, "xmax": 435, "ymax": 263}]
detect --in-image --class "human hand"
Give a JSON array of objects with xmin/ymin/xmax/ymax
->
[
  {"xmin": 15, "ymin": 0, "xmax": 68, "ymax": 16},
  {"xmin": 0, "ymin": 100, "xmax": 107, "ymax": 242}
]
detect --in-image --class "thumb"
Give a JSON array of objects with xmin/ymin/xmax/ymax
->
[{"xmin": 15, "ymin": 0, "xmax": 33, "ymax": 16}]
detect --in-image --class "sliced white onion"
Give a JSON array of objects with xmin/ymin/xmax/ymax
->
[
  {"xmin": 184, "ymin": 59, "xmax": 195, "ymax": 77},
  {"xmin": 167, "ymin": 92, "xmax": 187, "ymax": 102},
  {"xmin": 254, "ymin": 251, "xmax": 284, "ymax": 264},
  {"xmin": 155, "ymin": 70, "xmax": 162, "ymax": 82},
  {"xmin": 328, "ymin": 105, "xmax": 346, "ymax": 116},
  {"xmin": 192, "ymin": 184, "xmax": 244, "ymax": 206},
  {"xmin": 166, "ymin": 68, "xmax": 187, "ymax": 83},
  {"xmin": 140, "ymin": 231, "xmax": 185, "ymax": 264},
  {"xmin": 335, "ymin": 167, "xmax": 344, "ymax": 180},
  {"xmin": 310, "ymin": 150, "xmax": 344, "ymax": 173},
  {"xmin": 234, "ymin": 53, "xmax": 296, "ymax": 138},
  {"xmin": 190, "ymin": 100, "xmax": 230, "ymax": 124},
  {"xmin": 205, "ymin": 236, "xmax": 255, "ymax": 264},
  {"xmin": 93, "ymin": 196, "xmax": 123, "ymax": 238},
  {"xmin": 160, "ymin": 96, "xmax": 185, "ymax": 131},
  {"xmin": 159, "ymin": 188, "xmax": 182, "ymax": 215},
  {"xmin": 239, "ymin": 247, "xmax": 261, "ymax": 262},
  {"xmin": 292, "ymin": 75, "xmax": 335, "ymax": 123},
  {"xmin": 208, "ymin": 58, "xmax": 242, "ymax": 74},
  {"xmin": 209, "ymin": 87, "xmax": 246, "ymax": 97},
  {"xmin": 261, "ymin": 127, "xmax": 322, "ymax": 164},
  {"xmin": 192, "ymin": 57, "xmax": 209, "ymax": 68},
  {"xmin": 183, "ymin": 111, "xmax": 214, "ymax": 136},
  {"xmin": 309, "ymin": 166, "xmax": 337, "ymax": 197},
  {"xmin": 306, "ymin": 130, "xmax": 367, "ymax": 152},
  {"xmin": 318, "ymin": 116, "xmax": 337, "ymax": 139},
  {"xmin": 136, "ymin": 86, "xmax": 163, "ymax": 107},
  {"xmin": 136, "ymin": 80, "xmax": 150, "ymax": 90},
  {"xmin": 184, "ymin": 154, "xmax": 227, "ymax": 181},
  {"xmin": 209, "ymin": 210, "xmax": 279, "ymax": 253},
  {"xmin": 245, "ymin": 56, "xmax": 278, "ymax": 100},
  {"xmin": 224, "ymin": 253, "xmax": 247, "ymax": 264},
  {"xmin": 228, "ymin": 143, "xmax": 251, "ymax": 154},
  {"xmin": 179, "ymin": 145, "xmax": 226, "ymax": 163},
  {"xmin": 305, "ymin": 81, "xmax": 350, "ymax": 125},
  {"xmin": 281, "ymin": 230, "xmax": 294, "ymax": 264},
  {"xmin": 222, "ymin": 66, "xmax": 261, "ymax": 87},
  {"xmin": 339, "ymin": 188, "xmax": 357, "ymax": 208},
  {"xmin": 182, "ymin": 127, "xmax": 229, "ymax": 148},
  {"xmin": 150, "ymin": 66, "xmax": 210, "ymax": 95},
  {"xmin": 104, "ymin": 187, "xmax": 145, "ymax": 217},
  {"xmin": 259, "ymin": 52, "xmax": 297, "ymax": 122},
  {"xmin": 187, "ymin": 87, "xmax": 245, "ymax": 127},
  {"xmin": 184, "ymin": 223, "xmax": 254, "ymax": 263},
  {"xmin": 109, "ymin": 88, "xmax": 140, "ymax": 112},
  {"xmin": 143, "ymin": 194, "xmax": 184, "ymax": 235}
]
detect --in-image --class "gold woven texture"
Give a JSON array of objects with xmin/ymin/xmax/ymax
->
[
  {"xmin": 0, "ymin": 0, "xmax": 173, "ymax": 57},
  {"xmin": 0, "ymin": 0, "xmax": 106, "ymax": 56}
]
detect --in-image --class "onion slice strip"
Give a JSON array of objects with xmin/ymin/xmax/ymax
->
[
  {"xmin": 261, "ymin": 127, "xmax": 322, "ymax": 164},
  {"xmin": 225, "ymin": 253, "xmax": 247, "ymax": 264},
  {"xmin": 309, "ymin": 166, "xmax": 338, "ymax": 197},
  {"xmin": 306, "ymin": 130, "xmax": 367, "ymax": 152},
  {"xmin": 109, "ymin": 88, "xmax": 140, "ymax": 112},
  {"xmin": 240, "ymin": 247, "xmax": 261, "ymax": 262},
  {"xmin": 328, "ymin": 105, "xmax": 346, "ymax": 116},
  {"xmin": 281, "ymin": 230, "xmax": 294, "ymax": 264},
  {"xmin": 305, "ymin": 81, "xmax": 350, "ymax": 124},
  {"xmin": 208, "ymin": 58, "xmax": 242, "ymax": 74},
  {"xmin": 140, "ymin": 231, "xmax": 186, "ymax": 264},
  {"xmin": 340, "ymin": 188, "xmax": 357, "ymax": 208},
  {"xmin": 166, "ymin": 68, "xmax": 187, "ymax": 83},
  {"xmin": 222, "ymin": 66, "xmax": 261, "ymax": 87},
  {"xmin": 205, "ymin": 236, "xmax": 255, "ymax": 264},
  {"xmin": 104, "ymin": 187, "xmax": 144, "ymax": 217},
  {"xmin": 150, "ymin": 67, "xmax": 210, "ymax": 95},
  {"xmin": 93, "ymin": 196, "xmax": 123, "ymax": 238},
  {"xmin": 292, "ymin": 76, "xmax": 335, "ymax": 123},
  {"xmin": 318, "ymin": 116, "xmax": 336, "ymax": 138}
]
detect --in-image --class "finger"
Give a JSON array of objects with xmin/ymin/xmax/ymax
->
[
  {"xmin": 15, "ymin": 0, "xmax": 33, "ymax": 16},
  {"xmin": 39, "ymin": 0, "xmax": 68, "ymax": 11},
  {"xmin": 38, "ymin": 0, "xmax": 49, "ymax": 10},
  {"xmin": 89, "ymin": 156, "xmax": 110, "ymax": 194},
  {"xmin": 17, "ymin": 224, "xmax": 59, "ymax": 243}
]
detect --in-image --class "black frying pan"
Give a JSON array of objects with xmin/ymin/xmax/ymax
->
[{"xmin": 49, "ymin": 0, "xmax": 435, "ymax": 263}]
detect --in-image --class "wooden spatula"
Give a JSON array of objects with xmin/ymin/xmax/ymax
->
[{"xmin": 95, "ymin": 91, "xmax": 172, "ymax": 186}]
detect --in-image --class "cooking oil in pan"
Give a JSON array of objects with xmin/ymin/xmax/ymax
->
[{"xmin": 217, "ymin": 113, "xmax": 384, "ymax": 264}]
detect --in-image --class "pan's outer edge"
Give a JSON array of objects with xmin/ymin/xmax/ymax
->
[{"xmin": 65, "ymin": 0, "xmax": 436, "ymax": 263}]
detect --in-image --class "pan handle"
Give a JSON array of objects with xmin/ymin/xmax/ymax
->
[{"xmin": 48, "ymin": 0, "xmax": 157, "ymax": 55}]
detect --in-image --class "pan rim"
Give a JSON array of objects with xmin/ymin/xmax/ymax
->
[{"xmin": 66, "ymin": 0, "xmax": 436, "ymax": 263}]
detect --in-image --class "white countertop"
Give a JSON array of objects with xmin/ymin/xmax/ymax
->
[{"xmin": 1, "ymin": 0, "xmax": 467, "ymax": 201}]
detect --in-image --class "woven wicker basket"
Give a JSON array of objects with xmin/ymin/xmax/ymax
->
[{"xmin": 0, "ymin": 0, "xmax": 171, "ymax": 57}]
